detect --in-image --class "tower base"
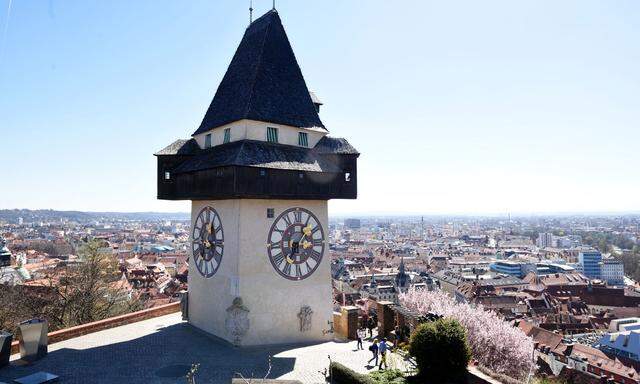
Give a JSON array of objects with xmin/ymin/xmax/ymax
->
[{"xmin": 188, "ymin": 199, "xmax": 334, "ymax": 346}]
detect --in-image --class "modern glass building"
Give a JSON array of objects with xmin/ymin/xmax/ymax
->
[
  {"xmin": 490, "ymin": 261, "xmax": 531, "ymax": 278},
  {"xmin": 601, "ymin": 258, "xmax": 625, "ymax": 286},
  {"xmin": 578, "ymin": 251, "xmax": 602, "ymax": 279}
]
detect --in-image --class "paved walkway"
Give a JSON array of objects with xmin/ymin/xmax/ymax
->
[{"xmin": 0, "ymin": 313, "xmax": 411, "ymax": 384}]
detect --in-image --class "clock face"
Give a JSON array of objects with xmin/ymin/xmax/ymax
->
[
  {"xmin": 191, "ymin": 206, "xmax": 224, "ymax": 278},
  {"xmin": 267, "ymin": 207, "xmax": 325, "ymax": 281}
]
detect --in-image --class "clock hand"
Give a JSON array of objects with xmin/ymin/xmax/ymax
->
[
  {"xmin": 303, "ymin": 225, "xmax": 312, "ymax": 236},
  {"xmin": 299, "ymin": 226, "xmax": 314, "ymax": 249},
  {"xmin": 285, "ymin": 240, "xmax": 297, "ymax": 264},
  {"xmin": 298, "ymin": 225, "xmax": 312, "ymax": 244}
]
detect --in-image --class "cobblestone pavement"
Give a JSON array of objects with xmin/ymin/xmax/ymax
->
[{"xmin": 0, "ymin": 313, "xmax": 412, "ymax": 384}]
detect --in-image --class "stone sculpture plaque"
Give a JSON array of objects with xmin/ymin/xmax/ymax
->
[
  {"xmin": 225, "ymin": 297, "xmax": 250, "ymax": 345},
  {"xmin": 297, "ymin": 305, "xmax": 313, "ymax": 332}
]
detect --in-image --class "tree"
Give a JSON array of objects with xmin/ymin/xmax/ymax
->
[
  {"xmin": 409, "ymin": 318, "xmax": 470, "ymax": 382},
  {"xmin": 51, "ymin": 240, "xmax": 140, "ymax": 326},
  {"xmin": 400, "ymin": 288, "xmax": 534, "ymax": 381},
  {"xmin": 0, "ymin": 240, "xmax": 141, "ymax": 333}
]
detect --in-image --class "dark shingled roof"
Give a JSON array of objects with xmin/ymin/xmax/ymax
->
[
  {"xmin": 154, "ymin": 139, "xmax": 200, "ymax": 156},
  {"xmin": 172, "ymin": 140, "xmax": 346, "ymax": 174},
  {"xmin": 314, "ymin": 136, "xmax": 359, "ymax": 155},
  {"xmin": 192, "ymin": 10, "xmax": 325, "ymax": 136}
]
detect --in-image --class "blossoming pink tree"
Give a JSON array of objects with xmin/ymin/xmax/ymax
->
[{"xmin": 399, "ymin": 288, "xmax": 534, "ymax": 380}]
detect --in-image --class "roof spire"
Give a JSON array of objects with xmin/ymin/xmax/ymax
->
[
  {"xmin": 193, "ymin": 10, "xmax": 325, "ymax": 135},
  {"xmin": 249, "ymin": 0, "xmax": 253, "ymax": 24},
  {"xmin": 272, "ymin": 0, "xmax": 276, "ymax": 10}
]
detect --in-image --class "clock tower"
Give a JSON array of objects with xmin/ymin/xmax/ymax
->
[{"xmin": 155, "ymin": 10, "xmax": 358, "ymax": 346}]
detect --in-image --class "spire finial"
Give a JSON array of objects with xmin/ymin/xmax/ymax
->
[
  {"xmin": 249, "ymin": 0, "xmax": 253, "ymax": 24},
  {"xmin": 272, "ymin": 0, "xmax": 276, "ymax": 10}
]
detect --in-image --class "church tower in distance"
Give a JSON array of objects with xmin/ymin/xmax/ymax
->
[{"xmin": 155, "ymin": 10, "xmax": 359, "ymax": 346}]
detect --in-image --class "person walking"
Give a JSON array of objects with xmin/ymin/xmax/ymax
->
[
  {"xmin": 367, "ymin": 339, "xmax": 379, "ymax": 366},
  {"xmin": 378, "ymin": 338, "xmax": 388, "ymax": 370},
  {"xmin": 367, "ymin": 317, "xmax": 375, "ymax": 338},
  {"xmin": 356, "ymin": 327, "xmax": 365, "ymax": 350},
  {"xmin": 378, "ymin": 350, "xmax": 387, "ymax": 370}
]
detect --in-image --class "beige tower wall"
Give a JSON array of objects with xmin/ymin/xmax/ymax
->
[
  {"xmin": 188, "ymin": 199, "xmax": 240, "ymax": 343},
  {"xmin": 188, "ymin": 199, "xmax": 333, "ymax": 346}
]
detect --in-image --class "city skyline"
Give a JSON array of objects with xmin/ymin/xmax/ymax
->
[{"xmin": 2, "ymin": 1, "xmax": 639, "ymax": 214}]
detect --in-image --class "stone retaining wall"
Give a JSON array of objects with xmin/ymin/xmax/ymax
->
[{"xmin": 10, "ymin": 302, "xmax": 180, "ymax": 355}]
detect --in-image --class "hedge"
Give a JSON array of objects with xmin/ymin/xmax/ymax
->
[{"xmin": 330, "ymin": 362, "xmax": 376, "ymax": 384}]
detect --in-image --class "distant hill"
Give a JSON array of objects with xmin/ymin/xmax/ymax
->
[{"xmin": 0, "ymin": 209, "xmax": 189, "ymax": 223}]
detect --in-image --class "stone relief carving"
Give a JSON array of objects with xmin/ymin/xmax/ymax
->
[
  {"xmin": 225, "ymin": 297, "xmax": 250, "ymax": 345},
  {"xmin": 297, "ymin": 305, "xmax": 313, "ymax": 332}
]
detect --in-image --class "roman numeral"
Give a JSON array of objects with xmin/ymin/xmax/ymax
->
[
  {"xmin": 283, "ymin": 262, "xmax": 292, "ymax": 276},
  {"xmin": 283, "ymin": 213, "xmax": 292, "ymax": 226},
  {"xmin": 295, "ymin": 264, "xmax": 302, "ymax": 278},
  {"xmin": 272, "ymin": 252, "xmax": 284, "ymax": 266},
  {"xmin": 310, "ymin": 250, "xmax": 322, "ymax": 262},
  {"xmin": 294, "ymin": 210, "xmax": 302, "ymax": 223},
  {"xmin": 313, "ymin": 238, "xmax": 323, "ymax": 247}
]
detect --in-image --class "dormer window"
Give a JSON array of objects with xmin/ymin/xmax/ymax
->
[
  {"xmin": 266, "ymin": 127, "xmax": 279, "ymax": 143},
  {"xmin": 223, "ymin": 128, "xmax": 231, "ymax": 144},
  {"xmin": 298, "ymin": 132, "xmax": 308, "ymax": 147},
  {"xmin": 205, "ymin": 133, "xmax": 212, "ymax": 148}
]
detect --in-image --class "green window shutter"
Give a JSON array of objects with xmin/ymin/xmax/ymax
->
[
  {"xmin": 298, "ymin": 132, "xmax": 308, "ymax": 147},
  {"xmin": 205, "ymin": 134, "xmax": 212, "ymax": 148},
  {"xmin": 267, "ymin": 127, "xmax": 279, "ymax": 143},
  {"xmin": 223, "ymin": 128, "xmax": 231, "ymax": 143}
]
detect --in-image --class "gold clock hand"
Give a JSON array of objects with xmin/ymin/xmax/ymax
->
[{"xmin": 303, "ymin": 225, "xmax": 312, "ymax": 236}]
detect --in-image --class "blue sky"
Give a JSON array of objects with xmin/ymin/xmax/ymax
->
[{"xmin": 1, "ymin": 1, "xmax": 639, "ymax": 215}]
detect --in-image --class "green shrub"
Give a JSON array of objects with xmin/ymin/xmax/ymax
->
[
  {"xmin": 368, "ymin": 369, "xmax": 407, "ymax": 383},
  {"xmin": 532, "ymin": 378, "xmax": 567, "ymax": 384},
  {"xmin": 330, "ymin": 362, "xmax": 375, "ymax": 384},
  {"xmin": 408, "ymin": 318, "xmax": 471, "ymax": 382}
]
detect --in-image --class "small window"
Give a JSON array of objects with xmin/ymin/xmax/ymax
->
[
  {"xmin": 259, "ymin": 169, "xmax": 266, "ymax": 177},
  {"xmin": 223, "ymin": 128, "xmax": 231, "ymax": 144},
  {"xmin": 205, "ymin": 134, "xmax": 212, "ymax": 148},
  {"xmin": 298, "ymin": 132, "xmax": 309, "ymax": 147},
  {"xmin": 267, "ymin": 208, "xmax": 274, "ymax": 218},
  {"xmin": 345, "ymin": 172, "xmax": 351, "ymax": 182},
  {"xmin": 266, "ymin": 127, "xmax": 279, "ymax": 143},
  {"xmin": 164, "ymin": 171, "xmax": 171, "ymax": 180}
]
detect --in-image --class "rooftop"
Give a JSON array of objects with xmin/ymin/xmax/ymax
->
[
  {"xmin": 1, "ymin": 312, "xmax": 405, "ymax": 384},
  {"xmin": 193, "ymin": 10, "xmax": 325, "ymax": 135}
]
